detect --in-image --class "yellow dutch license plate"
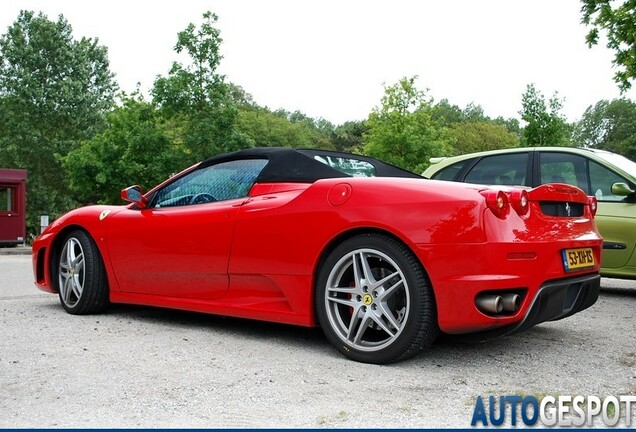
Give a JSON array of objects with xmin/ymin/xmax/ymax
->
[{"xmin": 562, "ymin": 248, "xmax": 595, "ymax": 272}]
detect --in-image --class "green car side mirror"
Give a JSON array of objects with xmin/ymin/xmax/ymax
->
[{"xmin": 611, "ymin": 182, "xmax": 635, "ymax": 196}]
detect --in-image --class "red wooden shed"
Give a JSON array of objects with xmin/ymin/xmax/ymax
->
[{"xmin": 0, "ymin": 169, "xmax": 27, "ymax": 246}]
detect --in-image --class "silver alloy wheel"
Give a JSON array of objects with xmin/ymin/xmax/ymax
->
[
  {"xmin": 324, "ymin": 248, "xmax": 410, "ymax": 352},
  {"xmin": 58, "ymin": 237, "xmax": 86, "ymax": 308}
]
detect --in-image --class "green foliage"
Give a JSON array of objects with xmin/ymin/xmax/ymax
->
[
  {"xmin": 462, "ymin": 103, "xmax": 488, "ymax": 122},
  {"xmin": 153, "ymin": 11, "xmax": 224, "ymax": 115},
  {"xmin": 364, "ymin": 77, "xmax": 452, "ymax": 173},
  {"xmin": 492, "ymin": 116, "xmax": 522, "ymax": 136},
  {"xmin": 581, "ymin": 0, "xmax": 636, "ymax": 91},
  {"xmin": 65, "ymin": 95, "xmax": 187, "ymax": 204},
  {"xmin": 519, "ymin": 84, "xmax": 571, "ymax": 147},
  {"xmin": 0, "ymin": 10, "xmax": 116, "ymax": 236},
  {"xmin": 431, "ymin": 99, "xmax": 465, "ymax": 124},
  {"xmin": 271, "ymin": 109, "xmax": 336, "ymax": 149},
  {"xmin": 431, "ymin": 99, "xmax": 521, "ymax": 137},
  {"xmin": 330, "ymin": 121, "xmax": 368, "ymax": 153},
  {"xmin": 574, "ymin": 98, "xmax": 636, "ymax": 159},
  {"xmin": 447, "ymin": 122, "xmax": 519, "ymax": 155},
  {"xmin": 227, "ymin": 83, "xmax": 257, "ymax": 108},
  {"xmin": 152, "ymin": 11, "xmax": 250, "ymax": 162},
  {"xmin": 236, "ymin": 108, "xmax": 333, "ymax": 149}
]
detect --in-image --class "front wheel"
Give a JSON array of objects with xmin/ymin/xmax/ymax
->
[
  {"xmin": 316, "ymin": 234, "xmax": 438, "ymax": 364},
  {"xmin": 56, "ymin": 230, "xmax": 109, "ymax": 314}
]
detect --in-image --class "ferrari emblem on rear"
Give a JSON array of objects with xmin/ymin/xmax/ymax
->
[{"xmin": 99, "ymin": 210, "xmax": 111, "ymax": 221}]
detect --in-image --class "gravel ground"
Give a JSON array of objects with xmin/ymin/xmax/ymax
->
[{"xmin": 1, "ymin": 254, "xmax": 635, "ymax": 428}]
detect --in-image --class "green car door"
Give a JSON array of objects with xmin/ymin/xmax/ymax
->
[
  {"xmin": 538, "ymin": 150, "xmax": 636, "ymax": 279},
  {"xmin": 596, "ymin": 200, "xmax": 636, "ymax": 276}
]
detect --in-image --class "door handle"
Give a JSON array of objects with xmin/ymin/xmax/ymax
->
[{"xmin": 603, "ymin": 242, "xmax": 627, "ymax": 250}]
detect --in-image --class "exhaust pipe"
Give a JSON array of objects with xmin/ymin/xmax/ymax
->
[
  {"xmin": 475, "ymin": 294, "xmax": 503, "ymax": 314},
  {"xmin": 501, "ymin": 293, "xmax": 521, "ymax": 312}
]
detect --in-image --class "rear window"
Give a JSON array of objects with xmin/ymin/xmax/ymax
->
[{"xmin": 312, "ymin": 155, "xmax": 376, "ymax": 177}]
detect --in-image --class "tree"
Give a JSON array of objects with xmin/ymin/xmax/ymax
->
[
  {"xmin": 226, "ymin": 82, "xmax": 257, "ymax": 108},
  {"xmin": 431, "ymin": 99, "xmax": 465, "ymax": 124},
  {"xmin": 462, "ymin": 102, "xmax": 488, "ymax": 122},
  {"xmin": 236, "ymin": 107, "xmax": 332, "ymax": 149},
  {"xmin": 448, "ymin": 122, "xmax": 519, "ymax": 155},
  {"xmin": 431, "ymin": 99, "xmax": 521, "ymax": 137},
  {"xmin": 330, "ymin": 121, "xmax": 368, "ymax": 153},
  {"xmin": 573, "ymin": 98, "xmax": 636, "ymax": 159},
  {"xmin": 271, "ymin": 109, "xmax": 336, "ymax": 148},
  {"xmin": 581, "ymin": 0, "xmax": 636, "ymax": 91},
  {"xmin": 364, "ymin": 77, "xmax": 452, "ymax": 173},
  {"xmin": 65, "ymin": 95, "xmax": 186, "ymax": 204},
  {"xmin": 519, "ymin": 84, "xmax": 571, "ymax": 147},
  {"xmin": 492, "ymin": 116, "xmax": 522, "ymax": 137},
  {"xmin": 152, "ymin": 11, "xmax": 249, "ymax": 162},
  {"xmin": 0, "ymin": 10, "xmax": 117, "ymax": 235}
]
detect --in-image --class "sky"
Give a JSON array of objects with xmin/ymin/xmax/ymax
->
[{"xmin": 1, "ymin": 0, "xmax": 635, "ymax": 125}]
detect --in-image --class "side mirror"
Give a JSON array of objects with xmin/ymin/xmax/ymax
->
[
  {"xmin": 121, "ymin": 185, "xmax": 148, "ymax": 209},
  {"xmin": 610, "ymin": 182, "xmax": 635, "ymax": 196}
]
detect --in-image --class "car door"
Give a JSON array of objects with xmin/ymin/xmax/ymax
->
[
  {"xmin": 107, "ymin": 159, "xmax": 268, "ymax": 299},
  {"xmin": 587, "ymin": 159, "xmax": 636, "ymax": 270},
  {"xmin": 536, "ymin": 151, "xmax": 636, "ymax": 271}
]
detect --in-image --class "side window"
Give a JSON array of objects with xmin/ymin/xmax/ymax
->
[
  {"xmin": 589, "ymin": 160, "xmax": 630, "ymax": 202},
  {"xmin": 150, "ymin": 159, "xmax": 268, "ymax": 208},
  {"xmin": 312, "ymin": 155, "xmax": 375, "ymax": 177},
  {"xmin": 539, "ymin": 152, "xmax": 589, "ymax": 192},
  {"xmin": 0, "ymin": 186, "xmax": 14, "ymax": 212},
  {"xmin": 463, "ymin": 153, "xmax": 528, "ymax": 185},
  {"xmin": 430, "ymin": 161, "xmax": 466, "ymax": 181}
]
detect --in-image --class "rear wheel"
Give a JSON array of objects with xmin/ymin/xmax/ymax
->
[
  {"xmin": 57, "ymin": 230, "xmax": 109, "ymax": 314},
  {"xmin": 316, "ymin": 233, "xmax": 438, "ymax": 364}
]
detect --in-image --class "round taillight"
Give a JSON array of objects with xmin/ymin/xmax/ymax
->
[
  {"xmin": 588, "ymin": 196, "xmax": 598, "ymax": 217},
  {"xmin": 509, "ymin": 189, "xmax": 530, "ymax": 216},
  {"xmin": 481, "ymin": 190, "xmax": 509, "ymax": 218}
]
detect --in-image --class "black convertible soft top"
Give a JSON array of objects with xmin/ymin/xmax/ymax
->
[{"xmin": 199, "ymin": 147, "xmax": 422, "ymax": 183}]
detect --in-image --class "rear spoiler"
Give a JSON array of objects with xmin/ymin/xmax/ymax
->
[
  {"xmin": 529, "ymin": 183, "xmax": 598, "ymax": 217},
  {"xmin": 528, "ymin": 183, "xmax": 590, "ymax": 204}
]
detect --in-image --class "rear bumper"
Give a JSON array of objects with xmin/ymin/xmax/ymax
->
[
  {"xmin": 415, "ymin": 237, "xmax": 602, "ymax": 335},
  {"xmin": 454, "ymin": 273, "xmax": 600, "ymax": 341}
]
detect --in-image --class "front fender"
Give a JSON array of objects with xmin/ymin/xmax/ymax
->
[{"xmin": 32, "ymin": 205, "xmax": 126, "ymax": 293}]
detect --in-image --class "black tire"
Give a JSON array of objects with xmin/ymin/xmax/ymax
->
[
  {"xmin": 56, "ymin": 230, "xmax": 109, "ymax": 315},
  {"xmin": 316, "ymin": 233, "xmax": 438, "ymax": 364}
]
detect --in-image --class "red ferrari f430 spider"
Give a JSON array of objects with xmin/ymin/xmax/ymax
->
[{"xmin": 33, "ymin": 148, "xmax": 602, "ymax": 363}]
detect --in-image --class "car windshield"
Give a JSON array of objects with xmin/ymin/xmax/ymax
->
[{"xmin": 595, "ymin": 151, "xmax": 636, "ymax": 177}]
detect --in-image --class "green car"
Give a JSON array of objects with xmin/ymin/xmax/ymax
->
[{"xmin": 423, "ymin": 147, "xmax": 636, "ymax": 280}]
